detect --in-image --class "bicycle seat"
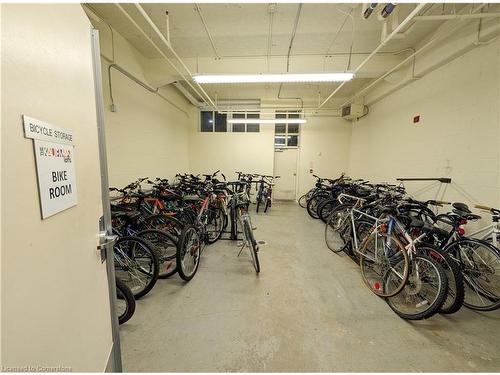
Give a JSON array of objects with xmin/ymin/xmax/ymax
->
[
  {"xmin": 452, "ymin": 202, "xmax": 471, "ymax": 213},
  {"xmin": 465, "ymin": 213, "xmax": 482, "ymax": 221},
  {"xmin": 409, "ymin": 217, "xmax": 449, "ymax": 237}
]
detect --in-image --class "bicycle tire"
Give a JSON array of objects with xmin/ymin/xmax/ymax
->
[
  {"xmin": 307, "ymin": 192, "xmax": 329, "ymax": 219},
  {"xmin": 318, "ymin": 199, "xmax": 338, "ymax": 223},
  {"xmin": 325, "ymin": 204, "xmax": 351, "ymax": 253},
  {"xmin": 137, "ymin": 229, "xmax": 178, "ymax": 278},
  {"xmin": 243, "ymin": 219, "xmax": 260, "ymax": 273},
  {"xmin": 385, "ymin": 254, "xmax": 448, "ymax": 320},
  {"xmin": 264, "ymin": 197, "xmax": 271, "ymax": 213},
  {"xmin": 359, "ymin": 231, "xmax": 409, "ymax": 297},
  {"xmin": 298, "ymin": 194, "xmax": 307, "ymax": 208},
  {"xmin": 115, "ymin": 278, "xmax": 136, "ymax": 325},
  {"xmin": 420, "ymin": 244, "xmax": 464, "ymax": 314},
  {"xmin": 447, "ymin": 238, "xmax": 500, "ymax": 311},
  {"xmin": 176, "ymin": 225, "xmax": 201, "ymax": 281},
  {"xmin": 351, "ymin": 219, "xmax": 376, "ymax": 260},
  {"xmin": 206, "ymin": 207, "xmax": 225, "ymax": 244},
  {"xmin": 114, "ymin": 236, "xmax": 159, "ymax": 299}
]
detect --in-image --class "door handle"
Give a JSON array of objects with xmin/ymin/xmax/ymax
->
[
  {"xmin": 97, "ymin": 231, "xmax": 118, "ymax": 262},
  {"xmin": 98, "ymin": 231, "xmax": 118, "ymax": 249}
]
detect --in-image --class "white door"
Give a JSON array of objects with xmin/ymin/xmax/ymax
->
[
  {"xmin": 273, "ymin": 148, "xmax": 298, "ymax": 200},
  {"xmin": 1, "ymin": 8, "xmax": 116, "ymax": 372}
]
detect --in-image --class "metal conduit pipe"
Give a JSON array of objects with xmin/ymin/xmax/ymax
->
[
  {"xmin": 266, "ymin": 3, "xmax": 276, "ymax": 71},
  {"xmin": 277, "ymin": 3, "xmax": 303, "ymax": 109},
  {"xmin": 413, "ymin": 12, "xmax": 500, "ymax": 21},
  {"xmin": 133, "ymin": 4, "xmax": 218, "ymax": 110},
  {"xmin": 115, "ymin": 4, "xmax": 216, "ymax": 111},
  {"xmin": 367, "ymin": 27, "xmax": 499, "ymax": 107},
  {"xmin": 108, "ymin": 63, "xmax": 189, "ymax": 117},
  {"xmin": 340, "ymin": 3, "xmax": 496, "ymax": 108},
  {"xmin": 83, "ymin": 4, "xmax": 115, "ymax": 62},
  {"xmin": 172, "ymin": 81, "xmax": 203, "ymax": 107},
  {"xmin": 317, "ymin": 2, "xmax": 427, "ymax": 110},
  {"xmin": 194, "ymin": 4, "xmax": 220, "ymax": 59}
]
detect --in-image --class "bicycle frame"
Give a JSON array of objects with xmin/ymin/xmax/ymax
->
[{"xmin": 468, "ymin": 223, "xmax": 500, "ymax": 248}]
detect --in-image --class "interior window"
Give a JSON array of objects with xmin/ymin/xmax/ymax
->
[
  {"xmin": 275, "ymin": 124, "xmax": 286, "ymax": 134},
  {"xmin": 201, "ymin": 111, "xmax": 214, "ymax": 132},
  {"xmin": 288, "ymin": 124, "xmax": 299, "ymax": 134},
  {"xmin": 215, "ymin": 113, "xmax": 227, "ymax": 132},
  {"xmin": 247, "ymin": 124, "xmax": 260, "ymax": 132},
  {"xmin": 233, "ymin": 123, "xmax": 245, "ymax": 132}
]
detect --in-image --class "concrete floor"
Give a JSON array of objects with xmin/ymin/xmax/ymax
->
[{"xmin": 120, "ymin": 202, "xmax": 500, "ymax": 372}]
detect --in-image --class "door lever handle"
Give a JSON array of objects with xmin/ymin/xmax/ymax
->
[
  {"xmin": 98, "ymin": 231, "xmax": 118, "ymax": 250},
  {"xmin": 97, "ymin": 231, "xmax": 117, "ymax": 262}
]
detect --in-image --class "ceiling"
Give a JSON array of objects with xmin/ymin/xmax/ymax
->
[{"xmin": 86, "ymin": 3, "xmax": 467, "ymax": 109}]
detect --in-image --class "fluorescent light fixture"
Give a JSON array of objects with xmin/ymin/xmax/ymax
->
[
  {"xmin": 228, "ymin": 118, "xmax": 307, "ymax": 124},
  {"xmin": 193, "ymin": 73, "xmax": 354, "ymax": 84}
]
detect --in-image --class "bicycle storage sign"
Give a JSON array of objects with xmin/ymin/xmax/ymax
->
[{"xmin": 23, "ymin": 115, "xmax": 77, "ymax": 219}]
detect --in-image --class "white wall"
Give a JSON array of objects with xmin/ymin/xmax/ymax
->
[
  {"xmin": 297, "ymin": 117, "xmax": 352, "ymax": 196},
  {"xmin": 1, "ymin": 4, "xmax": 112, "ymax": 370},
  {"xmin": 91, "ymin": 18, "xmax": 194, "ymax": 188},
  {"xmin": 188, "ymin": 112, "xmax": 275, "ymax": 179},
  {"xmin": 188, "ymin": 113, "xmax": 352, "ymax": 197},
  {"xmin": 348, "ymin": 39, "xmax": 500, "ymax": 208}
]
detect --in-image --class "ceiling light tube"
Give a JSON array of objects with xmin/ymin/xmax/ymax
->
[
  {"xmin": 194, "ymin": 73, "xmax": 354, "ymax": 84},
  {"xmin": 228, "ymin": 118, "xmax": 307, "ymax": 124}
]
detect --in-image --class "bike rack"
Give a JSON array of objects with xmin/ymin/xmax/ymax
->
[{"xmin": 396, "ymin": 177, "xmax": 452, "ymax": 183}]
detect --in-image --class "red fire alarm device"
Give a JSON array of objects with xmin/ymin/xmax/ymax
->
[{"xmin": 413, "ymin": 115, "xmax": 421, "ymax": 124}]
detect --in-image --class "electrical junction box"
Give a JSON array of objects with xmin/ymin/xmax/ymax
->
[{"xmin": 341, "ymin": 104, "xmax": 365, "ymax": 121}]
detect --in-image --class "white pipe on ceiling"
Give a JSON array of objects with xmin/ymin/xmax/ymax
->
[
  {"xmin": 172, "ymin": 81, "xmax": 203, "ymax": 107},
  {"xmin": 115, "ymin": 4, "xmax": 214, "ymax": 110},
  {"xmin": 316, "ymin": 2, "xmax": 427, "ymax": 110},
  {"xmin": 194, "ymin": 4, "xmax": 221, "ymax": 59},
  {"xmin": 134, "ymin": 4, "xmax": 218, "ymax": 110},
  {"xmin": 413, "ymin": 12, "xmax": 500, "ymax": 21},
  {"xmin": 340, "ymin": 3, "xmax": 495, "ymax": 109}
]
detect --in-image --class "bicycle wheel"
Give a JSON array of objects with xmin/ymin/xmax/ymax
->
[
  {"xmin": 115, "ymin": 278, "xmax": 136, "ymax": 325},
  {"xmin": 114, "ymin": 236, "xmax": 159, "ymax": 299},
  {"xmin": 264, "ymin": 197, "xmax": 271, "ymax": 213},
  {"xmin": 256, "ymin": 196, "xmax": 262, "ymax": 213},
  {"xmin": 243, "ymin": 219, "xmax": 260, "ymax": 273},
  {"xmin": 137, "ymin": 229, "xmax": 178, "ymax": 278},
  {"xmin": 325, "ymin": 204, "xmax": 351, "ymax": 253},
  {"xmin": 359, "ymin": 231, "xmax": 409, "ymax": 297},
  {"xmin": 206, "ymin": 208, "xmax": 224, "ymax": 244},
  {"xmin": 420, "ymin": 244, "xmax": 464, "ymax": 314},
  {"xmin": 385, "ymin": 254, "xmax": 448, "ymax": 320},
  {"xmin": 318, "ymin": 199, "xmax": 338, "ymax": 223},
  {"xmin": 298, "ymin": 194, "xmax": 307, "ymax": 208},
  {"xmin": 351, "ymin": 219, "xmax": 375, "ymax": 260},
  {"xmin": 307, "ymin": 192, "xmax": 329, "ymax": 219},
  {"xmin": 176, "ymin": 225, "xmax": 201, "ymax": 281},
  {"xmin": 449, "ymin": 238, "xmax": 500, "ymax": 311}
]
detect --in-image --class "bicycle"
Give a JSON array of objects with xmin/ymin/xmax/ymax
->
[
  {"xmin": 176, "ymin": 184, "xmax": 224, "ymax": 281},
  {"xmin": 227, "ymin": 181, "xmax": 260, "ymax": 273},
  {"xmin": 254, "ymin": 174, "xmax": 280, "ymax": 213}
]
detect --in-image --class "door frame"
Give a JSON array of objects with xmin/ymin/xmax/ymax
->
[{"xmin": 91, "ymin": 29, "xmax": 122, "ymax": 372}]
